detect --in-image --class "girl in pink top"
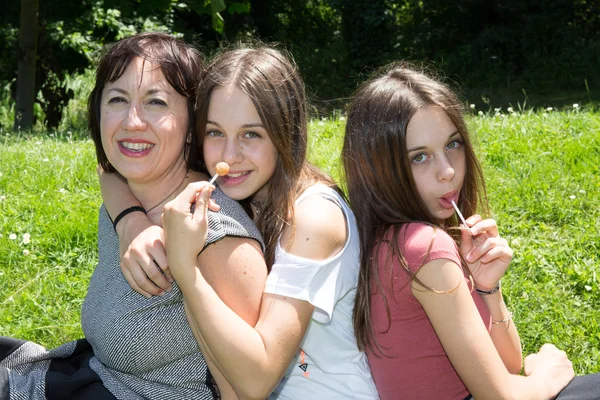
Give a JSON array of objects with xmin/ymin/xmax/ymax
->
[{"xmin": 342, "ymin": 64, "xmax": 599, "ymax": 399}]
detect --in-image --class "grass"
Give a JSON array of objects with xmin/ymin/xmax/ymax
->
[
  {"xmin": 0, "ymin": 130, "xmax": 99, "ymax": 346},
  {"xmin": 1, "ymin": 108, "xmax": 599, "ymax": 375}
]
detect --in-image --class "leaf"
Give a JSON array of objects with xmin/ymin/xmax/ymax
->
[
  {"xmin": 212, "ymin": 12, "xmax": 224, "ymax": 33},
  {"xmin": 211, "ymin": 0, "xmax": 226, "ymax": 14},
  {"xmin": 228, "ymin": 2, "xmax": 250, "ymax": 14}
]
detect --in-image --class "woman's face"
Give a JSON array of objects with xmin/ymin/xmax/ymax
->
[
  {"xmin": 202, "ymin": 85, "xmax": 278, "ymax": 203},
  {"xmin": 406, "ymin": 106, "xmax": 466, "ymax": 224},
  {"xmin": 100, "ymin": 57, "xmax": 189, "ymax": 184}
]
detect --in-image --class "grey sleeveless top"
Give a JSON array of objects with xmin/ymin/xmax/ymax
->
[{"xmin": 81, "ymin": 187, "xmax": 263, "ymax": 399}]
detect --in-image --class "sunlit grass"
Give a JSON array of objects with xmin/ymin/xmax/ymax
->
[
  {"xmin": 0, "ymin": 131, "xmax": 99, "ymax": 346},
  {"xmin": 1, "ymin": 108, "xmax": 599, "ymax": 375}
]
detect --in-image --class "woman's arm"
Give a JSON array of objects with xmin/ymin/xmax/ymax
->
[
  {"xmin": 163, "ymin": 191, "xmax": 347, "ymax": 400},
  {"xmin": 412, "ymin": 259, "xmax": 574, "ymax": 400}
]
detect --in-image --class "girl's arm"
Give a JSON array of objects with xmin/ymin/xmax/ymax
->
[
  {"xmin": 460, "ymin": 215, "xmax": 522, "ymax": 373},
  {"xmin": 163, "ymin": 191, "xmax": 348, "ymax": 400},
  {"xmin": 98, "ymin": 166, "xmax": 172, "ymax": 297},
  {"xmin": 412, "ymin": 259, "xmax": 574, "ymax": 400}
]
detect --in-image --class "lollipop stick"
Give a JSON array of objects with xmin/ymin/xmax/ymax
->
[
  {"xmin": 451, "ymin": 200, "xmax": 472, "ymax": 235},
  {"xmin": 208, "ymin": 173, "xmax": 219, "ymax": 185}
]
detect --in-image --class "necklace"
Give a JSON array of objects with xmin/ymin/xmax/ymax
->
[{"xmin": 145, "ymin": 176, "xmax": 188, "ymax": 214}]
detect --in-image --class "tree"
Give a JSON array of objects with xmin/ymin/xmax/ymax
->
[{"xmin": 13, "ymin": 0, "xmax": 39, "ymax": 131}]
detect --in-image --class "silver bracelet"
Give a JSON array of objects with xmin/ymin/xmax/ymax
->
[{"xmin": 492, "ymin": 312, "xmax": 513, "ymax": 324}]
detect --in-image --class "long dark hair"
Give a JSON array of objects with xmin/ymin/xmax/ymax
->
[
  {"xmin": 88, "ymin": 32, "xmax": 204, "ymax": 172},
  {"xmin": 196, "ymin": 44, "xmax": 338, "ymax": 269},
  {"xmin": 342, "ymin": 63, "xmax": 488, "ymax": 354}
]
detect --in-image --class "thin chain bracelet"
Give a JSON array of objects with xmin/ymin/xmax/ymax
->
[{"xmin": 492, "ymin": 312, "xmax": 513, "ymax": 324}]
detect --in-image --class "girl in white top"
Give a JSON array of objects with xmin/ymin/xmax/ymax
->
[{"xmin": 100, "ymin": 45, "xmax": 378, "ymax": 399}]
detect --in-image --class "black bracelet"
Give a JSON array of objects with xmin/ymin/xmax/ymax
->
[
  {"xmin": 476, "ymin": 281, "xmax": 501, "ymax": 295},
  {"xmin": 112, "ymin": 206, "xmax": 146, "ymax": 231}
]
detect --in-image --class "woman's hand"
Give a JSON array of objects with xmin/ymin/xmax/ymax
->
[
  {"xmin": 524, "ymin": 344, "xmax": 575, "ymax": 398},
  {"xmin": 162, "ymin": 181, "xmax": 216, "ymax": 283},
  {"xmin": 459, "ymin": 215, "xmax": 513, "ymax": 292}
]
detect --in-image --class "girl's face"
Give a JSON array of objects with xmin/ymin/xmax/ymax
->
[
  {"xmin": 203, "ymin": 85, "xmax": 278, "ymax": 203},
  {"xmin": 100, "ymin": 57, "xmax": 189, "ymax": 184},
  {"xmin": 406, "ymin": 106, "xmax": 466, "ymax": 224}
]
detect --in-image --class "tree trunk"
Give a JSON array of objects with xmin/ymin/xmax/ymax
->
[{"xmin": 14, "ymin": 0, "xmax": 39, "ymax": 131}]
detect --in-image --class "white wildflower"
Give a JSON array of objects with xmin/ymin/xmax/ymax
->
[
  {"xmin": 43, "ymin": 158, "xmax": 49, "ymax": 162},
  {"xmin": 494, "ymin": 107, "xmax": 501, "ymax": 112},
  {"xmin": 9, "ymin": 233, "xmax": 17, "ymax": 240},
  {"xmin": 569, "ymin": 195, "xmax": 576, "ymax": 199},
  {"xmin": 59, "ymin": 188, "xmax": 66, "ymax": 193},
  {"xmin": 478, "ymin": 111, "xmax": 484, "ymax": 116},
  {"xmin": 507, "ymin": 107, "xmax": 514, "ymax": 113},
  {"xmin": 339, "ymin": 116, "xmax": 346, "ymax": 121},
  {"xmin": 0, "ymin": 195, "xmax": 5, "ymax": 201},
  {"xmin": 573, "ymin": 103, "xmax": 579, "ymax": 109},
  {"xmin": 23, "ymin": 249, "xmax": 30, "ymax": 256},
  {"xmin": 546, "ymin": 107, "xmax": 553, "ymax": 111},
  {"xmin": 579, "ymin": 189, "xmax": 586, "ymax": 194},
  {"xmin": 470, "ymin": 104, "xmax": 475, "ymax": 109},
  {"xmin": 22, "ymin": 233, "xmax": 31, "ymax": 244}
]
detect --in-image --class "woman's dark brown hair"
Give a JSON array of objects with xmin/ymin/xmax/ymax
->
[
  {"xmin": 88, "ymin": 32, "xmax": 204, "ymax": 172},
  {"xmin": 342, "ymin": 63, "xmax": 488, "ymax": 355},
  {"xmin": 196, "ymin": 44, "xmax": 338, "ymax": 269}
]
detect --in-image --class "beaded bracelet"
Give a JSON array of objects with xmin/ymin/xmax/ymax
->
[
  {"xmin": 492, "ymin": 312, "xmax": 513, "ymax": 325},
  {"xmin": 112, "ymin": 206, "xmax": 146, "ymax": 231},
  {"xmin": 476, "ymin": 281, "xmax": 501, "ymax": 295}
]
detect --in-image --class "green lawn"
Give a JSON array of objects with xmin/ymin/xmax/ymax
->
[{"xmin": 1, "ymin": 108, "xmax": 599, "ymax": 374}]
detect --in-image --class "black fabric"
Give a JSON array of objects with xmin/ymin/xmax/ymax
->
[
  {"xmin": 45, "ymin": 339, "xmax": 116, "ymax": 400},
  {"xmin": 205, "ymin": 366, "xmax": 221, "ymax": 399},
  {"xmin": 555, "ymin": 373, "xmax": 600, "ymax": 400},
  {"xmin": 0, "ymin": 336, "xmax": 26, "ymax": 360}
]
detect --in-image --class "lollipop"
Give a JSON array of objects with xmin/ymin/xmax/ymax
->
[
  {"xmin": 190, "ymin": 162, "xmax": 230, "ymax": 215},
  {"xmin": 209, "ymin": 162, "xmax": 230, "ymax": 184}
]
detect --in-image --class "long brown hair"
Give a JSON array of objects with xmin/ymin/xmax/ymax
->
[
  {"xmin": 196, "ymin": 44, "xmax": 338, "ymax": 269},
  {"xmin": 342, "ymin": 63, "xmax": 488, "ymax": 354}
]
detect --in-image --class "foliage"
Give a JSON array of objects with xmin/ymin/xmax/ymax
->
[
  {"xmin": 1, "ymin": 0, "xmax": 599, "ymax": 128},
  {"xmin": 1, "ymin": 111, "xmax": 598, "ymax": 377},
  {"xmin": 0, "ymin": 0, "xmax": 250, "ymax": 130}
]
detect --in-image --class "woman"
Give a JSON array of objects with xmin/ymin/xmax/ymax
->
[
  {"xmin": 342, "ymin": 63, "xmax": 600, "ymax": 400},
  {"xmin": 102, "ymin": 45, "xmax": 379, "ymax": 399},
  {"xmin": 0, "ymin": 32, "xmax": 266, "ymax": 400}
]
